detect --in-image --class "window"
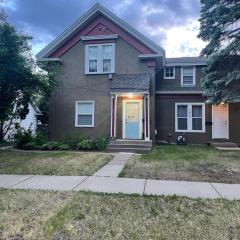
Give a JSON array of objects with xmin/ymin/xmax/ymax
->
[
  {"xmin": 175, "ymin": 103, "xmax": 205, "ymax": 132},
  {"xmin": 85, "ymin": 43, "xmax": 115, "ymax": 74},
  {"xmin": 164, "ymin": 67, "xmax": 175, "ymax": 79},
  {"xmin": 75, "ymin": 101, "xmax": 94, "ymax": 127},
  {"xmin": 181, "ymin": 66, "xmax": 195, "ymax": 86}
]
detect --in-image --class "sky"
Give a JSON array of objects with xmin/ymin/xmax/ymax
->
[{"xmin": 1, "ymin": 0, "xmax": 207, "ymax": 57}]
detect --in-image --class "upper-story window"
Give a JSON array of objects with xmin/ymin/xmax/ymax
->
[
  {"xmin": 164, "ymin": 66, "xmax": 175, "ymax": 79},
  {"xmin": 85, "ymin": 43, "xmax": 115, "ymax": 74},
  {"xmin": 181, "ymin": 66, "xmax": 196, "ymax": 86}
]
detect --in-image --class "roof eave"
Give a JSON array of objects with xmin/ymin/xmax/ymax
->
[{"xmin": 36, "ymin": 3, "xmax": 165, "ymax": 60}]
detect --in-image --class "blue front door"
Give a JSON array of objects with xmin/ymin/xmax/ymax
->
[{"xmin": 125, "ymin": 102, "xmax": 140, "ymax": 139}]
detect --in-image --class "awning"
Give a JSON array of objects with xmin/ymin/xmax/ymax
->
[{"xmin": 110, "ymin": 74, "xmax": 150, "ymax": 93}]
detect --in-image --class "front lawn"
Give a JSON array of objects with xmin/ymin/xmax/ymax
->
[
  {"xmin": 120, "ymin": 145, "xmax": 240, "ymax": 183},
  {"xmin": 0, "ymin": 150, "xmax": 112, "ymax": 176},
  {"xmin": 0, "ymin": 189, "xmax": 240, "ymax": 239}
]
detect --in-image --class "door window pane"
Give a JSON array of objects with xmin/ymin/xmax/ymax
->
[{"xmin": 127, "ymin": 103, "xmax": 139, "ymax": 122}]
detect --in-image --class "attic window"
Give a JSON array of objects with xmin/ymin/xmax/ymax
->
[{"xmin": 85, "ymin": 43, "xmax": 115, "ymax": 74}]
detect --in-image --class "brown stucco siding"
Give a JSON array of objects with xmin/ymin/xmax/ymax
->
[
  {"xmin": 229, "ymin": 103, "xmax": 240, "ymax": 143},
  {"xmin": 156, "ymin": 66, "xmax": 205, "ymax": 92},
  {"xmin": 49, "ymin": 37, "xmax": 156, "ymax": 140},
  {"xmin": 155, "ymin": 94, "xmax": 212, "ymax": 144}
]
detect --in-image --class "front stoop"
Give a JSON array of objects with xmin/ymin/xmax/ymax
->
[
  {"xmin": 107, "ymin": 139, "xmax": 152, "ymax": 153},
  {"xmin": 210, "ymin": 140, "xmax": 239, "ymax": 149}
]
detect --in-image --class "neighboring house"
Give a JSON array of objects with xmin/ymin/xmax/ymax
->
[
  {"xmin": 36, "ymin": 3, "xmax": 240, "ymax": 145},
  {"xmin": 4, "ymin": 103, "xmax": 42, "ymax": 141}
]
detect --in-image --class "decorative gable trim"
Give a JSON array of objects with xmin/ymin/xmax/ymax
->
[
  {"xmin": 36, "ymin": 3, "xmax": 165, "ymax": 59},
  {"xmin": 81, "ymin": 34, "xmax": 118, "ymax": 41}
]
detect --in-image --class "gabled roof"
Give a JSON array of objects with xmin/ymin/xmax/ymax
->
[
  {"xmin": 110, "ymin": 74, "xmax": 150, "ymax": 93},
  {"xmin": 36, "ymin": 3, "xmax": 165, "ymax": 59},
  {"xmin": 165, "ymin": 57, "xmax": 207, "ymax": 66}
]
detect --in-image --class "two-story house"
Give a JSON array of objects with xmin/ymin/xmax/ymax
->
[{"xmin": 36, "ymin": 3, "xmax": 240, "ymax": 150}]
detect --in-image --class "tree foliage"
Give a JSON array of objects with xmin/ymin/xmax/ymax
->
[
  {"xmin": 198, "ymin": 0, "xmax": 240, "ymax": 103},
  {"xmin": 0, "ymin": 16, "xmax": 56, "ymax": 140}
]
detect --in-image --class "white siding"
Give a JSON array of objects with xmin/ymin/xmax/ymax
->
[{"xmin": 4, "ymin": 104, "xmax": 39, "ymax": 141}]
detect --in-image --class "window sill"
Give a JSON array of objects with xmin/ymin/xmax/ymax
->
[
  {"xmin": 175, "ymin": 130, "xmax": 205, "ymax": 133},
  {"xmin": 75, "ymin": 125, "xmax": 94, "ymax": 128},
  {"xmin": 85, "ymin": 72, "xmax": 115, "ymax": 75},
  {"xmin": 164, "ymin": 77, "xmax": 175, "ymax": 80}
]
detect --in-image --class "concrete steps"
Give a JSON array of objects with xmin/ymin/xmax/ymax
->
[
  {"xmin": 210, "ymin": 140, "xmax": 239, "ymax": 149},
  {"xmin": 107, "ymin": 140, "xmax": 152, "ymax": 153}
]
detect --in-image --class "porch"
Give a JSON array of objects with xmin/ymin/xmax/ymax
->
[
  {"xmin": 109, "ymin": 74, "xmax": 152, "ymax": 152},
  {"xmin": 110, "ymin": 74, "xmax": 151, "ymax": 140}
]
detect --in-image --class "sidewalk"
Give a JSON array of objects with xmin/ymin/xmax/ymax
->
[
  {"xmin": 1, "ymin": 152, "xmax": 240, "ymax": 200},
  {"xmin": 1, "ymin": 174, "xmax": 240, "ymax": 200}
]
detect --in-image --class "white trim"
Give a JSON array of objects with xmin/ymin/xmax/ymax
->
[
  {"xmin": 175, "ymin": 103, "xmax": 205, "ymax": 133},
  {"xmin": 110, "ymin": 95, "xmax": 114, "ymax": 138},
  {"xmin": 156, "ymin": 91, "xmax": 203, "ymax": 95},
  {"xmin": 81, "ymin": 34, "xmax": 118, "ymax": 41},
  {"xmin": 122, "ymin": 99, "xmax": 143, "ymax": 139},
  {"xmin": 75, "ymin": 101, "xmax": 95, "ymax": 127},
  {"xmin": 212, "ymin": 104, "xmax": 229, "ymax": 139},
  {"xmin": 114, "ymin": 94, "xmax": 118, "ymax": 137},
  {"xmin": 36, "ymin": 3, "xmax": 165, "ymax": 59},
  {"xmin": 139, "ymin": 54, "xmax": 163, "ymax": 59},
  {"xmin": 85, "ymin": 43, "xmax": 115, "ymax": 74},
  {"xmin": 165, "ymin": 62, "xmax": 206, "ymax": 66},
  {"xmin": 147, "ymin": 94, "xmax": 150, "ymax": 141},
  {"xmin": 110, "ymin": 91, "xmax": 147, "ymax": 95},
  {"xmin": 164, "ymin": 66, "xmax": 175, "ymax": 79},
  {"xmin": 181, "ymin": 66, "xmax": 196, "ymax": 86}
]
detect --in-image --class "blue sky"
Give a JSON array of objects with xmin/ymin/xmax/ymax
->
[{"xmin": 1, "ymin": 0, "xmax": 206, "ymax": 57}]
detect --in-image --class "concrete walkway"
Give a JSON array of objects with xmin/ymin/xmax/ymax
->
[
  {"xmin": 93, "ymin": 152, "xmax": 132, "ymax": 177},
  {"xmin": 1, "ymin": 174, "xmax": 240, "ymax": 200}
]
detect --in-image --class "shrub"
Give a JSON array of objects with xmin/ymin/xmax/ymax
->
[
  {"xmin": 62, "ymin": 134, "xmax": 83, "ymax": 149},
  {"xmin": 93, "ymin": 137, "xmax": 108, "ymax": 151},
  {"xmin": 76, "ymin": 139, "xmax": 94, "ymax": 151},
  {"xmin": 57, "ymin": 143, "xmax": 71, "ymax": 151},
  {"xmin": 14, "ymin": 128, "xmax": 34, "ymax": 149},
  {"xmin": 41, "ymin": 141, "xmax": 59, "ymax": 150},
  {"xmin": 24, "ymin": 142, "xmax": 39, "ymax": 150},
  {"xmin": 34, "ymin": 130, "xmax": 48, "ymax": 146}
]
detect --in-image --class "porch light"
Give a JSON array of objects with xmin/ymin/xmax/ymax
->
[{"xmin": 128, "ymin": 93, "xmax": 133, "ymax": 98}]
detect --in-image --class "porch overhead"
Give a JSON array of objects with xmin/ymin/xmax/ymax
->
[{"xmin": 110, "ymin": 74, "xmax": 150, "ymax": 93}]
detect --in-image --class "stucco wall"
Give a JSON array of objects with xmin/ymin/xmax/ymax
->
[{"xmin": 49, "ymin": 37, "xmax": 156, "ymax": 140}]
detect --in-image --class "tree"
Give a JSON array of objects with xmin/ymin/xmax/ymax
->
[
  {"xmin": 0, "ymin": 15, "xmax": 56, "ymax": 141},
  {"xmin": 198, "ymin": 0, "xmax": 240, "ymax": 103}
]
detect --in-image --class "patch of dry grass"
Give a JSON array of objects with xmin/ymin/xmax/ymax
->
[
  {"xmin": 0, "ymin": 150, "xmax": 112, "ymax": 176},
  {"xmin": 120, "ymin": 145, "xmax": 240, "ymax": 183},
  {"xmin": 1, "ymin": 189, "xmax": 240, "ymax": 240}
]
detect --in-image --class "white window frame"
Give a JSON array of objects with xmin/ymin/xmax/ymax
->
[
  {"xmin": 164, "ymin": 66, "xmax": 175, "ymax": 79},
  {"xmin": 75, "ymin": 101, "xmax": 95, "ymax": 127},
  {"xmin": 181, "ymin": 66, "xmax": 196, "ymax": 86},
  {"xmin": 175, "ymin": 103, "xmax": 205, "ymax": 133},
  {"xmin": 85, "ymin": 43, "xmax": 115, "ymax": 74}
]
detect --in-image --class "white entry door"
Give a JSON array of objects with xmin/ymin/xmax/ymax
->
[{"xmin": 212, "ymin": 104, "xmax": 229, "ymax": 139}]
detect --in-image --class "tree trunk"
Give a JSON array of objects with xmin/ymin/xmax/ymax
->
[{"xmin": 0, "ymin": 120, "xmax": 4, "ymax": 142}]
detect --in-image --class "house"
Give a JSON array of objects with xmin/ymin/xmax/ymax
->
[
  {"xmin": 36, "ymin": 3, "xmax": 240, "ymax": 149},
  {"xmin": 4, "ymin": 103, "xmax": 42, "ymax": 141}
]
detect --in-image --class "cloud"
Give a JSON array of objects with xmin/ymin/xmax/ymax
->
[{"xmin": 1, "ymin": 0, "xmax": 205, "ymax": 57}]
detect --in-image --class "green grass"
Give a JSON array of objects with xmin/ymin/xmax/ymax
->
[
  {"xmin": 120, "ymin": 145, "xmax": 240, "ymax": 183},
  {"xmin": 0, "ymin": 189, "xmax": 240, "ymax": 239},
  {"xmin": 0, "ymin": 150, "xmax": 112, "ymax": 176}
]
